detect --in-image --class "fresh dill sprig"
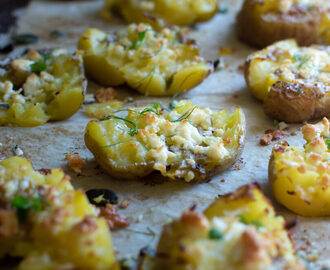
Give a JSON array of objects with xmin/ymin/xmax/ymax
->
[
  {"xmin": 100, "ymin": 115, "xmax": 138, "ymax": 136},
  {"xmin": 172, "ymin": 106, "xmax": 197, "ymax": 122}
]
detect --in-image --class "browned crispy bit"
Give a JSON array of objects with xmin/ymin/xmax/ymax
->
[
  {"xmin": 72, "ymin": 216, "xmax": 98, "ymax": 234},
  {"xmin": 260, "ymin": 129, "xmax": 287, "ymax": 146},
  {"xmin": 119, "ymin": 198, "xmax": 132, "ymax": 209},
  {"xmin": 98, "ymin": 203, "xmax": 130, "ymax": 230},
  {"xmin": 66, "ymin": 153, "xmax": 85, "ymax": 173},
  {"xmin": 260, "ymin": 133, "xmax": 273, "ymax": 146},
  {"xmin": 95, "ymin": 87, "xmax": 118, "ymax": 103}
]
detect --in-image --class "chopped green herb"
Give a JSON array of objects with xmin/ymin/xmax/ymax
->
[
  {"xmin": 238, "ymin": 214, "xmax": 249, "ymax": 224},
  {"xmin": 11, "ymin": 33, "xmax": 39, "ymax": 45},
  {"xmin": 172, "ymin": 106, "xmax": 197, "ymax": 122},
  {"xmin": 293, "ymin": 54, "xmax": 310, "ymax": 68},
  {"xmin": 30, "ymin": 61, "xmax": 47, "ymax": 73},
  {"xmin": 101, "ymin": 115, "xmax": 138, "ymax": 136},
  {"xmin": 209, "ymin": 228, "xmax": 223, "ymax": 240},
  {"xmin": 273, "ymin": 119, "xmax": 279, "ymax": 128},
  {"xmin": 238, "ymin": 214, "xmax": 263, "ymax": 229},
  {"xmin": 321, "ymin": 134, "xmax": 330, "ymax": 150},
  {"xmin": 218, "ymin": 5, "xmax": 229, "ymax": 14},
  {"xmin": 129, "ymin": 30, "xmax": 146, "ymax": 49},
  {"xmin": 11, "ymin": 196, "xmax": 43, "ymax": 223}
]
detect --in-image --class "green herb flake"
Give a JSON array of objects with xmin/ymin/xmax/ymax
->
[
  {"xmin": 273, "ymin": 119, "xmax": 279, "ymax": 128},
  {"xmin": 218, "ymin": 5, "xmax": 229, "ymax": 14},
  {"xmin": 321, "ymin": 134, "xmax": 330, "ymax": 150},
  {"xmin": 30, "ymin": 61, "xmax": 47, "ymax": 73},
  {"xmin": 209, "ymin": 228, "xmax": 223, "ymax": 240},
  {"xmin": 11, "ymin": 196, "xmax": 43, "ymax": 223},
  {"xmin": 129, "ymin": 30, "xmax": 146, "ymax": 50},
  {"xmin": 238, "ymin": 214, "xmax": 263, "ymax": 229}
]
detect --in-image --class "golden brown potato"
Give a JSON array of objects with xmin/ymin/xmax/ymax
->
[
  {"xmin": 140, "ymin": 183, "xmax": 305, "ymax": 270},
  {"xmin": 100, "ymin": 0, "xmax": 218, "ymax": 26},
  {"xmin": 245, "ymin": 39, "xmax": 330, "ymax": 123},
  {"xmin": 85, "ymin": 100, "xmax": 245, "ymax": 182},
  {"xmin": 0, "ymin": 156, "xmax": 118, "ymax": 269},
  {"xmin": 0, "ymin": 49, "xmax": 86, "ymax": 126},
  {"xmin": 269, "ymin": 118, "xmax": 330, "ymax": 216},
  {"xmin": 236, "ymin": 0, "xmax": 330, "ymax": 49},
  {"xmin": 78, "ymin": 25, "xmax": 212, "ymax": 96}
]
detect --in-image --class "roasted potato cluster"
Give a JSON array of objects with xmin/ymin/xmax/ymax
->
[
  {"xmin": 237, "ymin": 0, "xmax": 330, "ymax": 48},
  {"xmin": 85, "ymin": 100, "xmax": 245, "ymax": 182},
  {"xmin": 269, "ymin": 118, "xmax": 330, "ymax": 216},
  {"xmin": 100, "ymin": 0, "xmax": 218, "ymax": 26},
  {"xmin": 0, "ymin": 156, "xmax": 118, "ymax": 270},
  {"xmin": 140, "ymin": 183, "xmax": 304, "ymax": 270},
  {"xmin": 0, "ymin": 49, "xmax": 86, "ymax": 126},
  {"xmin": 78, "ymin": 24, "xmax": 212, "ymax": 96},
  {"xmin": 245, "ymin": 39, "xmax": 330, "ymax": 123}
]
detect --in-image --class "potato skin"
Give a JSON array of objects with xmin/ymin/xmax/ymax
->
[
  {"xmin": 84, "ymin": 101, "xmax": 246, "ymax": 182},
  {"xmin": 78, "ymin": 26, "xmax": 212, "ymax": 97},
  {"xmin": 0, "ymin": 156, "xmax": 118, "ymax": 270},
  {"xmin": 264, "ymin": 81, "xmax": 330, "ymax": 123},
  {"xmin": 141, "ymin": 183, "xmax": 304, "ymax": 270},
  {"xmin": 0, "ymin": 50, "xmax": 86, "ymax": 126},
  {"xmin": 236, "ymin": 0, "xmax": 326, "ymax": 49},
  {"xmin": 101, "ymin": 0, "xmax": 218, "ymax": 26},
  {"xmin": 244, "ymin": 39, "xmax": 330, "ymax": 122},
  {"xmin": 269, "ymin": 118, "xmax": 330, "ymax": 216}
]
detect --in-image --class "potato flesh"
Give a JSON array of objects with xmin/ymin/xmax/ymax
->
[
  {"xmin": 0, "ymin": 50, "xmax": 85, "ymax": 126},
  {"xmin": 85, "ymin": 100, "xmax": 245, "ymax": 182},
  {"xmin": 246, "ymin": 39, "xmax": 330, "ymax": 101},
  {"xmin": 101, "ymin": 0, "xmax": 218, "ymax": 26},
  {"xmin": 78, "ymin": 25, "xmax": 211, "ymax": 96},
  {"xmin": 270, "ymin": 118, "xmax": 330, "ymax": 216},
  {"xmin": 147, "ymin": 184, "xmax": 302, "ymax": 270},
  {"xmin": 83, "ymin": 100, "xmax": 123, "ymax": 119},
  {"xmin": 0, "ymin": 156, "xmax": 118, "ymax": 270}
]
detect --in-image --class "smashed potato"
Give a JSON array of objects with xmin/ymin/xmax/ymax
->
[
  {"xmin": 0, "ymin": 49, "xmax": 86, "ymax": 126},
  {"xmin": 100, "ymin": 0, "xmax": 218, "ymax": 26},
  {"xmin": 245, "ymin": 39, "xmax": 330, "ymax": 123},
  {"xmin": 269, "ymin": 118, "xmax": 330, "ymax": 216},
  {"xmin": 237, "ymin": 0, "xmax": 330, "ymax": 48},
  {"xmin": 0, "ymin": 156, "xmax": 118, "ymax": 269},
  {"xmin": 78, "ymin": 24, "xmax": 212, "ymax": 96},
  {"xmin": 140, "ymin": 183, "xmax": 304, "ymax": 270},
  {"xmin": 85, "ymin": 100, "xmax": 245, "ymax": 182}
]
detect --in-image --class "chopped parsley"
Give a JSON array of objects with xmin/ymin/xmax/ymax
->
[
  {"xmin": 293, "ymin": 53, "xmax": 310, "ymax": 68},
  {"xmin": 218, "ymin": 5, "xmax": 229, "ymax": 14},
  {"xmin": 321, "ymin": 133, "xmax": 330, "ymax": 150},
  {"xmin": 273, "ymin": 119, "xmax": 279, "ymax": 129},
  {"xmin": 129, "ymin": 30, "xmax": 147, "ymax": 49},
  {"xmin": 30, "ymin": 61, "xmax": 47, "ymax": 73},
  {"xmin": 11, "ymin": 195, "xmax": 43, "ymax": 223},
  {"xmin": 209, "ymin": 228, "xmax": 223, "ymax": 240},
  {"xmin": 238, "ymin": 214, "xmax": 263, "ymax": 229}
]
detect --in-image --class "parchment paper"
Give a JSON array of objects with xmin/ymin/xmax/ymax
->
[{"xmin": 1, "ymin": 0, "xmax": 330, "ymax": 268}]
